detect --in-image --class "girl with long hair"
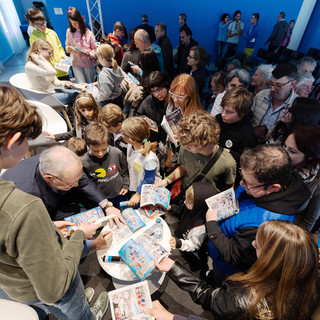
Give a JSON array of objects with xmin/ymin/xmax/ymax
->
[
  {"xmin": 148, "ymin": 220, "xmax": 320, "ymax": 320},
  {"xmin": 120, "ymin": 117, "xmax": 161, "ymax": 206},
  {"xmin": 283, "ymin": 124, "xmax": 320, "ymax": 232},
  {"xmin": 66, "ymin": 7, "xmax": 97, "ymax": 83},
  {"xmin": 45, "ymin": 93, "xmax": 99, "ymax": 141}
]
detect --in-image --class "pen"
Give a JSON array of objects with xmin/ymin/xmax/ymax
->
[{"xmin": 102, "ymin": 255, "xmax": 121, "ymax": 262}]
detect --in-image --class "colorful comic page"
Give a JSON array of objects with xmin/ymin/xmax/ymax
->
[
  {"xmin": 122, "ymin": 208, "xmax": 146, "ymax": 233},
  {"xmin": 205, "ymin": 187, "xmax": 239, "ymax": 221},
  {"xmin": 140, "ymin": 185, "xmax": 170, "ymax": 210},
  {"xmin": 109, "ymin": 281, "xmax": 154, "ymax": 320},
  {"xmin": 119, "ymin": 239, "xmax": 155, "ymax": 281}
]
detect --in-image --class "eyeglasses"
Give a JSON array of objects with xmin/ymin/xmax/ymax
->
[
  {"xmin": 48, "ymin": 172, "xmax": 84, "ymax": 188},
  {"xmin": 150, "ymin": 87, "xmax": 164, "ymax": 95},
  {"xmin": 299, "ymin": 84, "xmax": 314, "ymax": 91},
  {"xmin": 169, "ymin": 90, "xmax": 188, "ymax": 100},
  {"xmin": 267, "ymin": 80, "xmax": 291, "ymax": 90},
  {"xmin": 239, "ymin": 168, "xmax": 270, "ymax": 191},
  {"xmin": 42, "ymin": 48, "xmax": 53, "ymax": 57},
  {"xmin": 119, "ymin": 130, "xmax": 129, "ymax": 138},
  {"xmin": 34, "ymin": 21, "xmax": 47, "ymax": 28},
  {"xmin": 188, "ymin": 55, "xmax": 196, "ymax": 59}
]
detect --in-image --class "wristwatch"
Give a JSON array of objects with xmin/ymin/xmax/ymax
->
[{"xmin": 103, "ymin": 201, "xmax": 113, "ymax": 209}]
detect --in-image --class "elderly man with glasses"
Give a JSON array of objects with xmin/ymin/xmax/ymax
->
[
  {"xmin": 251, "ymin": 63, "xmax": 298, "ymax": 143},
  {"xmin": 206, "ymin": 144, "xmax": 310, "ymax": 286}
]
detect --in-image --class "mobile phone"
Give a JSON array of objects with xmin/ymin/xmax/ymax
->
[{"xmin": 128, "ymin": 61, "xmax": 135, "ymax": 66}]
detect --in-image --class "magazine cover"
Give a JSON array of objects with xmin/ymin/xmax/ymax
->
[
  {"xmin": 205, "ymin": 187, "xmax": 239, "ymax": 221},
  {"xmin": 138, "ymin": 206, "xmax": 166, "ymax": 222},
  {"xmin": 64, "ymin": 206, "xmax": 105, "ymax": 235},
  {"xmin": 161, "ymin": 107, "xmax": 183, "ymax": 147},
  {"xmin": 54, "ymin": 56, "xmax": 73, "ymax": 73},
  {"xmin": 109, "ymin": 281, "xmax": 154, "ymax": 320},
  {"xmin": 140, "ymin": 184, "xmax": 171, "ymax": 210},
  {"xmin": 119, "ymin": 239, "xmax": 155, "ymax": 281}
]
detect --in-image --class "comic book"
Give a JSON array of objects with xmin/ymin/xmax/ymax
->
[
  {"xmin": 66, "ymin": 45, "xmax": 87, "ymax": 54},
  {"xmin": 109, "ymin": 281, "xmax": 154, "ymax": 320},
  {"xmin": 64, "ymin": 206, "xmax": 105, "ymax": 235},
  {"xmin": 54, "ymin": 56, "xmax": 73, "ymax": 73},
  {"xmin": 161, "ymin": 107, "xmax": 183, "ymax": 147},
  {"xmin": 108, "ymin": 208, "xmax": 147, "ymax": 244},
  {"xmin": 143, "ymin": 116, "xmax": 158, "ymax": 133},
  {"xmin": 140, "ymin": 184, "xmax": 171, "ymax": 210},
  {"xmin": 118, "ymin": 233, "xmax": 169, "ymax": 281},
  {"xmin": 124, "ymin": 72, "xmax": 140, "ymax": 87},
  {"xmin": 205, "ymin": 187, "xmax": 239, "ymax": 221}
]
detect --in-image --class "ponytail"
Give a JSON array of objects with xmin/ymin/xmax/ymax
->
[
  {"xmin": 112, "ymin": 57, "xmax": 118, "ymax": 71},
  {"xmin": 140, "ymin": 141, "xmax": 158, "ymax": 156}
]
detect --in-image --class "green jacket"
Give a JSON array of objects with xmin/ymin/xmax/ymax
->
[
  {"xmin": 29, "ymin": 28, "xmax": 68, "ymax": 78},
  {"xmin": 0, "ymin": 179, "xmax": 85, "ymax": 303}
]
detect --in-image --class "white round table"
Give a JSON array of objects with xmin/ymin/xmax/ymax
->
[{"xmin": 97, "ymin": 217, "xmax": 171, "ymax": 294}]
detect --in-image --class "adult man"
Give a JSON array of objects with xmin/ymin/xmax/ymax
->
[
  {"xmin": 155, "ymin": 22, "xmax": 174, "ymax": 78},
  {"xmin": 134, "ymin": 29, "xmax": 164, "ymax": 73},
  {"xmin": 243, "ymin": 13, "xmax": 259, "ymax": 68},
  {"xmin": 176, "ymin": 25, "xmax": 198, "ymax": 75},
  {"xmin": 178, "ymin": 13, "xmax": 187, "ymax": 27},
  {"xmin": 264, "ymin": 11, "xmax": 288, "ymax": 53},
  {"xmin": 0, "ymin": 86, "xmax": 109, "ymax": 319},
  {"xmin": 222, "ymin": 10, "xmax": 244, "ymax": 58},
  {"xmin": 206, "ymin": 144, "xmax": 310, "ymax": 284},
  {"xmin": 251, "ymin": 63, "xmax": 298, "ymax": 139},
  {"xmin": 136, "ymin": 14, "xmax": 156, "ymax": 43}
]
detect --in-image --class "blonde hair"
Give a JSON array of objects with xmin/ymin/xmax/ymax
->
[
  {"xmin": 121, "ymin": 117, "xmax": 157, "ymax": 156},
  {"xmin": 27, "ymin": 38, "xmax": 54, "ymax": 61},
  {"xmin": 169, "ymin": 74, "xmax": 204, "ymax": 117},
  {"xmin": 66, "ymin": 137, "xmax": 87, "ymax": 157},
  {"xmin": 177, "ymin": 113, "xmax": 220, "ymax": 147},
  {"xmin": 96, "ymin": 44, "xmax": 118, "ymax": 70},
  {"xmin": 74, "ymin": 93, "xmax": 99, "ymax": 128},
  {"xmin": 99, "ymin": 103, "xmax": 124, "ymax": 128},
  {"xmin": 230, "ymin": 220, "xmax": 319, "ymax": 320},
  {"xmin": 185, "ymin": 185, "xmax": 194, "ymax": 206}
]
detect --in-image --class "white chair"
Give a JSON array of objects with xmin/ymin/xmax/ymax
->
[
  {"xmin": 0, "ymin": 299, "xmax": 39, "ymax": 320},
  {"xmin": 9, "ymin": 73, "xmax": 47, "ymax": 94},
  {"xmin": 27, "ymin": 100, "xmax": 68, "ymax": 155}
]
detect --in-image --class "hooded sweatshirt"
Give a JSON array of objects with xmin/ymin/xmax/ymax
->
[
  {"xmin": 175, "ymin": 182, "xmax": 218, "ymax": 251},
  {"xmin": 96, "ymin": 66, "xmax": 124, "ymax": 106},
  {"xmin": 0, "ymin": 179, "xmax": 85, "ymax": 303}
]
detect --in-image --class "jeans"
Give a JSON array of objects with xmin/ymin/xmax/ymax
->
[
  {"xmin": 221, "ymin": 42, "xmax": 238, "ymax": 58},
  {"xmin": 0, "ymin": 272, "xmax": 93, "ymax": 320},
  {"xmin": 73, "ymin": 66, "xmax": 95, "ymax": 84},
  {"xmin": 53, "ymin": 88, "xmax": 81, "ymax": 106}
]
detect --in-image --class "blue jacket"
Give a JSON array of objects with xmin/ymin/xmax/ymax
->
[
  {"xmin": 244, "ymin": 24, "xmax": 259, "ymax": 48},
  {"xmin": 207, "ymin": 173, "xmax": 310, "ymax": 278},
  {"xmin": 149, "ymin": 43, "xmax": 165, "ymax": 73}
]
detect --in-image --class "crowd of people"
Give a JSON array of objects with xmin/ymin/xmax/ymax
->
[{"xmin": 1, "ymin": 5, "xmax": 320, "ymax": 320}]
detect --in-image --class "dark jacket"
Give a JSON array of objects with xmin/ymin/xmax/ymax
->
[
  {"xmin": 137, "ymin": 23, "xmax": 156, "ymax": 43},
  {"xmin": 0, "ymin": 154, "xmax": 106, "ymax": 220},
  {"xmin": 176, "ymin": 38, "xmax": 199, "ymax": 75},
  {"xmin": 158, "ymin": 35, "xmax": 174, "ymax": 78},
  {"xmin": 191, "ymin": 66, "xmax": 207, "ymax": 97},
  {"xmin": 267, "ymin": 20, "xmax": 288, "ymax": 47}
]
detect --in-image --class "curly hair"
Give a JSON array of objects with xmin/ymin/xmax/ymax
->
[
  {"xmin": 0, "ymin": 86, "xmax": 42, "ymax": 148},
  {"xmin": 177, "ymin": 113, "xmax": 220, "ymax": 147}
]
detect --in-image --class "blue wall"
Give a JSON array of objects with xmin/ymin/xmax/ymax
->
[
  {"xmin": 0, "ymin": 27, "xmax": 14, "ymax": 63},
  {"xmin": 298, "ymin": 0, "xmax": 320, "ymax": 53},
  {"xmin": 44, "ymin": 0, "xmax": 304, "ymax": 61}
]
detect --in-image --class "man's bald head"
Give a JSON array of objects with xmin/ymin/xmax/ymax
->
[{"xmin": 134, "ymin": 29, "xmax": 151, "ymax": 51}]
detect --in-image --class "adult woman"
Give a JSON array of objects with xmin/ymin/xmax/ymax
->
[
  {"xmin": 137, "ymin": 71, "xmax": 171, "ymax": 143},
  {"xmin": 66, "ymin": 7, "xmax": 97, "ymax": 83},
  {"xmin": 250, "ymin": 64, "xmax": 274, "ymax": 95},
  {"xmin": 216, "ymin": 13, "xmax": 231, "ymax": 57},
  {"xmin": 283, "ymin": 125, "xmax": 320, "ymax": 232},
  {"xmin": 294, "ymin": 73, "xmax": 315, "ymax": 98},
  {"xmin": 268, "ymin": 97, "xmax": 320, "ymax": 144},
  {"xmin": 146, "ymin": 220, "xmax": 320, "ymax": 320},
  {"xmin": 187, "ymin": 46, "xmax": 208, "ymax": 97}
]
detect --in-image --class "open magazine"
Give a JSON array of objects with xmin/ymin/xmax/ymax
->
[
  {"xmin": 66, "ymin": 45, "xmax": 87, "ymax": 54},
  {"xmin": 205, "ymin": 187, "xmax": 239, "ymax": 221},
  {"xmin": 109, "ymin": 281, "xmax": 154, "ymax": 320},
  {"xmin": 161, "ymin": 107, "xmax": 183, "ymax": 147},
  {"xmin": 54, "ymin": 56, "xmax": 73, "ymax": 73},
  {"xmin": 140, "ymin": 184, "xmax": 171, "ymax": 210},
  {"xmin": 119, "ymin": 233, "xmax": 169, "ymax": 281}
]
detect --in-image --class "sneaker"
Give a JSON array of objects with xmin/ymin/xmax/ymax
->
[
  {"xmin": 84, "ymin": 287, "xmax": 95, "ymax": 303},
  {"xmin": 91, "ymin": 292, "xmax": 109, "ymax": 320}
]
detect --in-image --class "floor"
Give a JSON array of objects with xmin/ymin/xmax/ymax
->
[{"xmin": 0, "ymin": 48, "xmax": 27, "ymax": 82}]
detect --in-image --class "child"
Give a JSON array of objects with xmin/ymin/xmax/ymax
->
[
  {"xmin": 45, "ymin": 92, "xmax": 99, "ymax": 141},
  {"xmin": 66, "ymin": 137, "xmax": 87, "ymax": 157},
  {"xmin": 28, "ymin": 8, "xmax": 68, "ymax": 79},
  {"xmin": 94, "ymin": 44, "xmax": 125, "ymax": 108},
  {"xmin": 66, "ymin": 7, "xmax": 97, "ymax": 83},
  {"xmin": 205, "ymin": 72, "xmax": 226, "ymax": 113},
  {"xmin": 82, "ymin": 123, "xmax": 129, "ymax": 207},
  {"xmin": 216, "ymin": 86, "xmax": 257, "ymax": 164},
  {"xmin": 99, "ymin": 103, "xmax": 128, "ymax": 155},
  {"xmin": 25, "ymin": 38, "xmax": 80, "ymax": 105},
  {"xmin": 120, "ymin": 117, "xmax": 161, "ymax": 206},
  {"xmin": 170, "ymin": 182, "xmax": 217, "ymax": 252},
  {"xmin": 107, "ymin": 21, "xmax": 127, "ymax": 65}
]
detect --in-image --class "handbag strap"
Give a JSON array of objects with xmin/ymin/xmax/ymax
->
[{"xmin": 183, "ymin": 146, "xmax": 223, "ymax": 192}]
